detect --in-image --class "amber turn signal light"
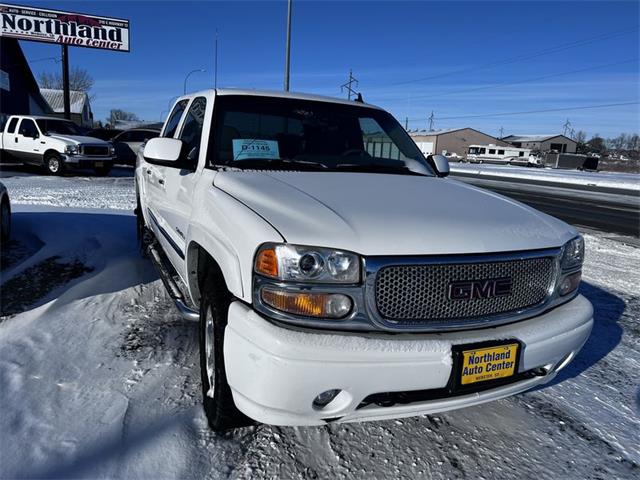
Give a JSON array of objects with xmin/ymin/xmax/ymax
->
[
  {"xmin": 255, "ymin": 247, "xmax": 279, "ymax": 278},
  {"xmin": 261, "ymin": 287, "xmax": 352, "ymax": 319}
]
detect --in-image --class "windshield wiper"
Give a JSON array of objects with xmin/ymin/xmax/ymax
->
[{"xmin": 227, "ymin": 158, "xmax": 328, "ymax": 171}]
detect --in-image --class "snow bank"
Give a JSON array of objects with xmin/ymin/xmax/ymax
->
[{"xmin": 451, "ymin": 163, "xmax": 640, "ymax": 193}]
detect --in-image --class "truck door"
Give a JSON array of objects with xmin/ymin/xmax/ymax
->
[
  {"xmin": 14, "ymin": 119, "xmax": 42, "ymax": 164},
  {"xmin": 2, "ymin": 117, "xmax": 20, "ymax": 156},
  {"xmin": 154, "ymin": 96, "xmax": 207, "ymax": 275}
]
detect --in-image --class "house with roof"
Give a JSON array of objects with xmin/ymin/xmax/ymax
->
[
  {"xmin": 40, "ymin": 88, "xmax": 94, "ymax": 128},
  {"xmin": 502, "ymin": 134, "xmax": 577, "ymax": 154},
  {"xmin": 409, "ymin": 127, "xmax": 509, "ymax": 158}
]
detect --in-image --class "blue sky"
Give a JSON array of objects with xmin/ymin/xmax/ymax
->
[{"xmin": 18, "ymin": 0, "xmax": 640, "ymax": 137}]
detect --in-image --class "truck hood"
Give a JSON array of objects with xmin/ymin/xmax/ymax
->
[
  {"xmin": 214, "ymin": 171, "xmax": 576, "ymax": 256},
  {"xmin": 48, "ymin": 135, "xmax": 109, "ymax": 145}
]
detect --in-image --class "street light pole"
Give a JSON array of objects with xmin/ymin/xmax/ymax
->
[
  {"xmin": 284, "ymin": 0, "xmax": 292, "ymax": 91},
  {"xmin": 184, "ymin": 69, "xmax": 206, "ymax": 95}
]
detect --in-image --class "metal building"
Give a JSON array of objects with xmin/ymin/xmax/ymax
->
[
  {"xmin": 409, "ymin": 128, "xmax": 509, "ymax": 158},
  {"xmin": 502, "ymin": 134, "xmax": 577, "ymax": 154},
  {"xmin": 40, "ymin": 89, "xmax": 94, "ymax": 128}
]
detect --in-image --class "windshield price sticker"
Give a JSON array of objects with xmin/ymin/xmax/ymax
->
[{"xmin": 233, "ymin": 139, "xmax": 280, "ymax": 161}]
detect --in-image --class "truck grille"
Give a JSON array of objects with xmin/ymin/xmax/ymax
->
[
  {"xmin": 374, "ymin": 257, "xmax": 556, "ymax": 323},
  {"xmin": 81, "ymin": 145, "xmax": 109, "ymax": 156}
]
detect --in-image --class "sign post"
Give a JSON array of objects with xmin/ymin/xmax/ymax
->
[
  {"xmin": 61, "ymin": 44, "xmax": 69, "ymax": 119},
  {"xmin": 0, "ymin": 3, "xmax": 130, "ymax": 120}
]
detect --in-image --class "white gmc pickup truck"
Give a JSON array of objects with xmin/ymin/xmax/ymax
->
[
  {"xmin": 0, "ymin": 115, "xmax": 115, "ymax": 175},
  {"xmin": 136, "ymin": 89, "xmax": 593, "ymax": 431}
]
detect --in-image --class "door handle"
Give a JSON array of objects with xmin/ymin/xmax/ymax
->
[
  {"xmin": 146, "ymin": 169, "xmax": 152, "ymax": 175},
  {"xmin": 158, "ymin": 179, "xmax": 165, "ymax": 185},
  {"xmin": 14, "ymin": 138, "xmax": 18, "ymax": 143}
]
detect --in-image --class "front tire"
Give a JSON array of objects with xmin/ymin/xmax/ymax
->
[
  {"xmin": 44, "ymin": 152, "xmax": 64, "ymax": 175},
  {"xmin": 199, "ymin": 272, "xmax": 253, "ymax": 431}
]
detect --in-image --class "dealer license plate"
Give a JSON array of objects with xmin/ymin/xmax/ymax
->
[
  {"xmin": 95, "ymin": 162, "xmax": 104, "ymax": 167},
  {"xmin": 459, "ymin": 343, "xmax": 519, "ymax": 385}
]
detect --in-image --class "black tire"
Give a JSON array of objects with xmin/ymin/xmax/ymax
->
[
  {"xmin": 94, "ymin": 165, "xmax": 112, "ymax": 176},
  {"xmin": 0, "ymin": 198, "xmax": 10, "ymax": 244},
  {"xmin": 44, "ymin": 152, "xmax": 64, "ymax": 175},
  {"xmin": 199, "ymin": 272, "xmax": 253, "ymax": 431},
  {"xmin": 135, "ymin": 197, "xmax": 151, "ymax": 258}
]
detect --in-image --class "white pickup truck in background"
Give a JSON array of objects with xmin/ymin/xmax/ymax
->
[
  {"xmin": 136, "ymin": 89, "xmax": 593, "ymax": 432},
  {"xmin": 0, "ymin": 115, "xmax": 116, "ymax": 176}
]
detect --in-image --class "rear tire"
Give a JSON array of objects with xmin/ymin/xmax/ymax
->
[
  {"xmin": 199, "ymin": 272, "xmax": 253, "ymax": 432},
  {"xmin": 44, "ymin": 152, "xmax": 64, "ymax": 175}
]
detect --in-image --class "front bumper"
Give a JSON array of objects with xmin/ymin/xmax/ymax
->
[
  {"xmin": 62, "ymin": 154, "xmax": 116, "ymax": 165},
  {"xmin": 224, "ymin": 295, "xmax": 593, "ymax": 426}
]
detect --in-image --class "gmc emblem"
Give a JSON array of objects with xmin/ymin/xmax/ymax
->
[{"xmin": 448, "ymin": 277, "xmax": 513, "ymax": 300}]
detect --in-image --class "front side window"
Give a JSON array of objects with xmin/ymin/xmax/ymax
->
[
  {"xmin": 19, "ymin": 119, "xmax": 39, "ymax": 138},
  {"xmin": 7, "ymin": 117, "xmax": 19, "ymax": 134},
  {"xmin": 163, "ymin": 99, "xmax": 189, "ymax": 138},
  {"xmin": 178, "ymin": 97, "xmax": 207, "ymax": 169},
  {"xmin": 36, "ymin": 119, "xmax": 82, "ymax": 136},
  {"xmin": 498, "ymin": 149, "xmax": 505, "ymax": 155},
  {"xmin": 489, "ymin": 149, "xmax": 496, "ymax": 154},
  {"xmin": 209, "ymin": 95, "xmax": 432, "ymax": 175}
]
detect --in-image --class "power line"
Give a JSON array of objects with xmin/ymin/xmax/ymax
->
[
  {"xmin": 383, "ymin": 26, "xmax": 638, "ymax": 87},
  {"xmin": 410, "ymin": 101, "xmax": 638, "ymax": 122},
  {"xmin": 406, "ymin": 58, "xmax": 639, "ymax": 101}
]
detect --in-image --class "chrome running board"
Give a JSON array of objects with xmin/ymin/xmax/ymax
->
[{"xmin": 147, "ymin": 242, "xmax": 200, "ymax": 322}]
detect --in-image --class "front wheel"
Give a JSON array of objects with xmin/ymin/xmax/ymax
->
[
  {"xmin": 199, "ymin": 272, "xmax": 253, "ymax": 432},
  {"xmin": 44, "ymin": 153, "xmax": 64, "ymax": 175}
]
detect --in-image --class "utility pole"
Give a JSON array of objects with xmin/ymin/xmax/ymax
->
[
  {"xmin": 284, "ymin": 0, "xmax": 292, "ymax": 91},
  {"xmin": 563, "ymin": 118, "xmax": 572, "ymax": 137},
  {"xmin": 61, "ymin": 45, "xmax": 70, "ymax": 120},
  {"xmin": 405, "ymin": 117, "xmax": 408, "ymax": 130},
  {"xmin": 428, "ymin": 111, "xmax": 435, "ymax": 131},
  {"xmin": 499, "ymin": 126, "xmax": 504, "ymax": 139},
  {"xmin": 214, "ymin": 29, "xmax": 219, "ymax": 89},
  {"xmin": 340, "ymin": 69, "xmax": 359, "ymax": 100}
]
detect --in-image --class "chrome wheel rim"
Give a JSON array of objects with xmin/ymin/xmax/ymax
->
[
  {"xmin": 48, "ymin": 158, "xmax": 59, "ymax": 173},
  {"xmin": 204, "ymin": 307, "xmax": 215, "ymax": 397}
]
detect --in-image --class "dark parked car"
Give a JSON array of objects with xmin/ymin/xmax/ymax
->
[{"xmin": 112, "ymin": 128, "xmax": 160, "ymax": 165}]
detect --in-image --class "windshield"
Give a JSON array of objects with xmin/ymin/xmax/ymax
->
[
  {"xmin": 209, "ymin": 95, "xmax": 434, "ymax": 175},
  {"xmin": 36, "ymin": 119, "xmax": 83, "ymax": 136}
]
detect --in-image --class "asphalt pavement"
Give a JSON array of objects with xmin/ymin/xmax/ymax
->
[{"xmin": 451, "ymin": 173, "xmax": 640, "ymax": 237}]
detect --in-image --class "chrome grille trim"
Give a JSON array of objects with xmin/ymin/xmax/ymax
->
[{"xmin": 364, "ymin": 248, "xmax": 562, "ymax": 332}]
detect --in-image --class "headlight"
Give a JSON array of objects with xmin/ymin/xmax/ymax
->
[
  {"xmin": 255, "ymin": 243, "xmax": 361, "ymax": 283},
  {"xmin": 65, "ymin": 145, "xmax": 78, "ymax": 155},
  {"xmin": 560, "ymin": 235, "xmax": 585, "ymax": 270},
  {"xmin": 109, "ymin": 144, "xmax": 115, "ymax": 155}
]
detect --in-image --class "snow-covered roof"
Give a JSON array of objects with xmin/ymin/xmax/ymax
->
[
  {"xmin": 40, "ymin": 89, "xmax": 89, "ymax": 115},
  {"xmin": 503, "ymin": 134, "xmax": 571, "ymax": 142},
  {"xmin": 409, "ymin": 128, "xmax": 466, "ymax": 136}
]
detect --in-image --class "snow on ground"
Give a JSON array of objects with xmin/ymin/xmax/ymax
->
[
  {"xmin": 0, "ymin": 171, "xmax": 639, "ymax": 479},
  {"xmin": 451, "ymin": 163, "xmax": 640, "ymax": 193}
]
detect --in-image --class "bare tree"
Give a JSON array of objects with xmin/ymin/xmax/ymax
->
[
  {"xmin": 627, "ymin": 134, "xmax": 639, "ymax": 151},
  {"xmin": 574, "ymin": 130, "xmax": 587, "ymax": 144},
  {"xmin": 108, "ymin": 109, "xmax": 139, "ymax": 126},
  {"xmin": 38, "ymin": 67, "xmax": 94, "ymax": 92}
]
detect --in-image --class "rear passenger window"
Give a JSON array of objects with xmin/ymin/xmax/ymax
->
[
  {"xmin": 498, "ymin": 150, "xmax": 505, "ymax": 155},
  {"xmin": 7, "ymin": 117, "xmax": 19, "ymax": 134},
  {"xmin": 163, "ymin": 100, "xmax": 189, "ymax": 138},
  {"xmin": 489, "ymin": 149, "xmax": 496, "ymax": 154},
  {"xmin": 178, "ymin": 97, "xmax": 207, "ymax": 169}
]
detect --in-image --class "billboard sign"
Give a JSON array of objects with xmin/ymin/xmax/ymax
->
[{"xmin": 0, "ymin": 3, "xmax": 129, "ymax": 52}]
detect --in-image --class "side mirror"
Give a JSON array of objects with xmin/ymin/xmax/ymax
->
[
  {"xmin": 143, "ymin": 137, "xmax": 183, "ymax": 163},
  {"xmin": 427, "ymin": 154, "xmax": 450, "ymax": 177}
]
